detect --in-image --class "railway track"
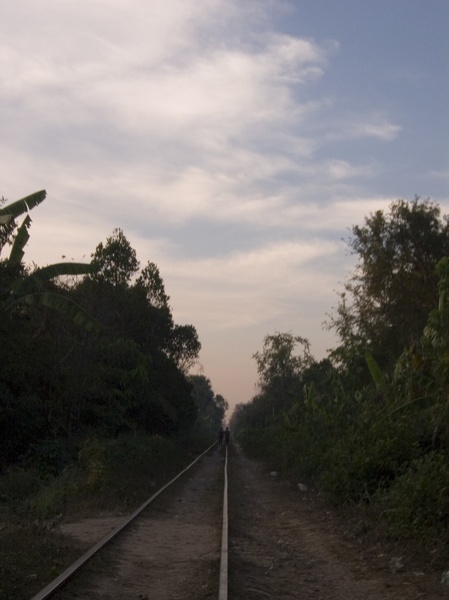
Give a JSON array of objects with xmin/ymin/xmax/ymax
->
[
  {"xmin": 27, "ymin": 440, "xmax": 447, "ymax": 600},
  {"xmin": 30, "ymin": 441, "xmax": 229, "ymax": 600}
]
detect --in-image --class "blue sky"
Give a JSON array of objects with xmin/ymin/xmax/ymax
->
[{"xmin": 1, "ymin": 0, "xmax": 448, "ymax": 412}]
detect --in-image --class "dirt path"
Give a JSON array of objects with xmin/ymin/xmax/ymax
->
[
  {"xmin": 52, "ymin": 443, "xmax": 448, "ymax": 599},
  {"xmin": 228, "ymin": 443, "xmax": 448, "ymax": 599}
]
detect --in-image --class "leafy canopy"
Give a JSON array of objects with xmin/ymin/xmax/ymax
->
[{"xmin": 328, "ymin": 198, "xmax": 449, "ymax": 371}]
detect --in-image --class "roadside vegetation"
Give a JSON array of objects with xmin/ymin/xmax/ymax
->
[
  {"xmin": 0, "ymin": 191, "xmax": 227, "ymax": 600},
  {"xmin": 230, "ymin": 198, "xmax": 449, "ymax": 565}
]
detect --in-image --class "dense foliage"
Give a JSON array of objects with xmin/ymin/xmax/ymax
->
[
  {"xmin": 231, "ymin": 198, "xmax": 449, "ymax": 553},
  {"xmin": 188, "ymin": 374, "xmax": 228, "ymax": 433},
  {"xmin": 0, "ymin": 192, "xmax": 225, "ymax": 472}
]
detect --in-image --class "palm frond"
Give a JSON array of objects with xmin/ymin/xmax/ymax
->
[{"xmin": 11, "ymin": 262, "xmax": 98, "ymax": 297}]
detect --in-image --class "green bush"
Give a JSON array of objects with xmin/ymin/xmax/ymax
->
[
  {"xmin": 317, "ymin": 410, "xmax": 424, "ymax": 504},
  {"xmin": 382, "ymin": 451, "xmax": 449, "ymax": 543}
]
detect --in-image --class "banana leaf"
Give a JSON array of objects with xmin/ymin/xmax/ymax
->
[
  {"xmin": 0, "ymin": 190, "xmax": 47, "ymax": 219},
  {"xmin": 11, "ymin": 262, "xmax": 98, "ymax": 297},
  {"xmin": 8, "ymin": 215, "xmax": 31, "ymax": 264}
]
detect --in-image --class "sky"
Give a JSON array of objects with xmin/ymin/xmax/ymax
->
[{"xmin": 1, "ymin": 0, "xmax": 448, "ymax": 414}]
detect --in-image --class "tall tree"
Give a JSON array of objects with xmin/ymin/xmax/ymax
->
[
  {"xmin": 133, "ymin": 261, "xmax": 174, "ymax": 352},
  {"xmin": 167, "ymin": 324, "xmax": 201, "ymax": 373},
  {"xmin": 134, "ymin": 261, "xmax": 201, "ymax": 369},
  {"xmin": 0, "ymin": 191, "xmax": 101, "ymax": 462},
  {"xmin": 253, "ymin": 332, "xmax": 313, "ymax": 386},
  {"xmin": 135, "ymin": 261, "xmax": 170, "ymax": 309},
  {"xmin": 89, "ymin": 228, "xmax": 139, "ymax": 287},
  {"xmin": 328, "ymin": 198, "xmax": 449, "ymax": 371},
  {"xmin": 251, "ymin": 332, "xmax": 314, "ymax": 418},
  {"xmin": 188, "ymin": 375, "xmax": 228, "ymax": 431}
]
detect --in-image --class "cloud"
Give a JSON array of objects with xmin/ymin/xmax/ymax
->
[
  {"xmin": 1, "ymin": 0, "xmax": 343, "ymax": 230},
  {"xmin": 1, "ymin": 2, "xmax": 330, "ymax": 129},
  {"xmin": 0, "ymin": 1, "xmax": 379, "ymax": 227},
  {"xmin": 350, "ymin": 120, "xmax": 401, "ymax": 141},
  {"xmin": 429, "ymin": 169, "xmax": 449, "ymax": 182},
  {"xmin": 156, "ymin": 237, "xmax": 341, "ymax": 328}
]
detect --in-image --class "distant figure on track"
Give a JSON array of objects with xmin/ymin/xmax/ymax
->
[
  {"xmin": 218, "ymin": 426, "xmax": 224, "ymax": 446},
  {"xmin": 224, "ymin": 427, "xmax": 230, "ymax": 446}
]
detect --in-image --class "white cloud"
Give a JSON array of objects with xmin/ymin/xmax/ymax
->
[
  {"xmin": 128, "ymin": 236, "xmax": 343, "ymax": 331},
  {"xmin": 351, "ymin": 120, "xmax": 401, "ymax": 141}
]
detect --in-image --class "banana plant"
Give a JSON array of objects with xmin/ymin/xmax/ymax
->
[{"xmin": 1, "ymin": 190, "xmax": 102, "ymax": 332}]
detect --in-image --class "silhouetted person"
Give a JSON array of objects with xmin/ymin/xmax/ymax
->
[{"xmin": 224, "ymin": 427, "xmax": 230, "ymax": 445}]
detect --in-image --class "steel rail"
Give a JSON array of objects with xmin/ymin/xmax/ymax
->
[
  {"xmin": 218, "ymin": 444, "xmax": 228, "ymax": 600},
  {"xmin": 30, "ymin": 441, "xmax": 217, "ymax": 600}
]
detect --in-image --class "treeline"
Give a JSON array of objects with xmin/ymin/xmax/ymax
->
[
  {"xmin": 0, "ymin": 191, "xmax": 227, "ymax": 470},
  {"xmin": 230, "ymin": 198, "xmax": 449, "ymax": 550}
]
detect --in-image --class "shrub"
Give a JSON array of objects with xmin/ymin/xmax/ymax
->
[{"xmin": 382, "ymin": 451, "xmax": 449, "ymax": 544}]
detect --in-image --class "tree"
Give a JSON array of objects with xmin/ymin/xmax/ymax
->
[
  {"xmin": 167, "ymin": 324, "xmax": 201, "ymax": 373},
  {"xmin": 214, "ymin": 394, "xmax": 229, "ymax": 416},
  {"xmin": 250, "ymin": 332, "xmax": 315, "ymax": 422},
  {"xmin": 90, "ymin": 228, "xmax": 139, "ymax": 287},
  {"xmin": 83, "ymin": 237, "xmax": 201, "ymax": 369},
  {"xmin": 132, "ymin": 261, "xmax": 174, "ymax": 353},
  {"xmin": 253, "ymin": 331, "xmax": 313, "ymax": 395},
  {"xmin": 391, "ymin": 257, "xmax": 449, "ymax": 433},
  {"xmin": 328, "ymin": 198, "xmax": 449, "ymax": 372},
  {"xmin": 136, "ymin": 261, "xmax": 170, "ymax": 309},
  {"xmin": 0, "ymin": 191, "xmax": 102, "ymax": 462},
  {"xmin": 188, "ymin": 375, "xmax": 228, "ymax": 431},
  {"xmin": 253, "ymin": 332, "xmax": 313, "ymax": 384},
  {"xmin": 74, "ymin": 230, "xmax": 202, "ymax": 436}
]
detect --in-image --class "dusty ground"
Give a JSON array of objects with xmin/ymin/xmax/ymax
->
[
  {"xmin": 49, "ymin": 443, "xmax": 449, "ymax": 600},
  {"xmin": 228, "ymin": 444, "xmax": 449, "ymax": 599}
]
